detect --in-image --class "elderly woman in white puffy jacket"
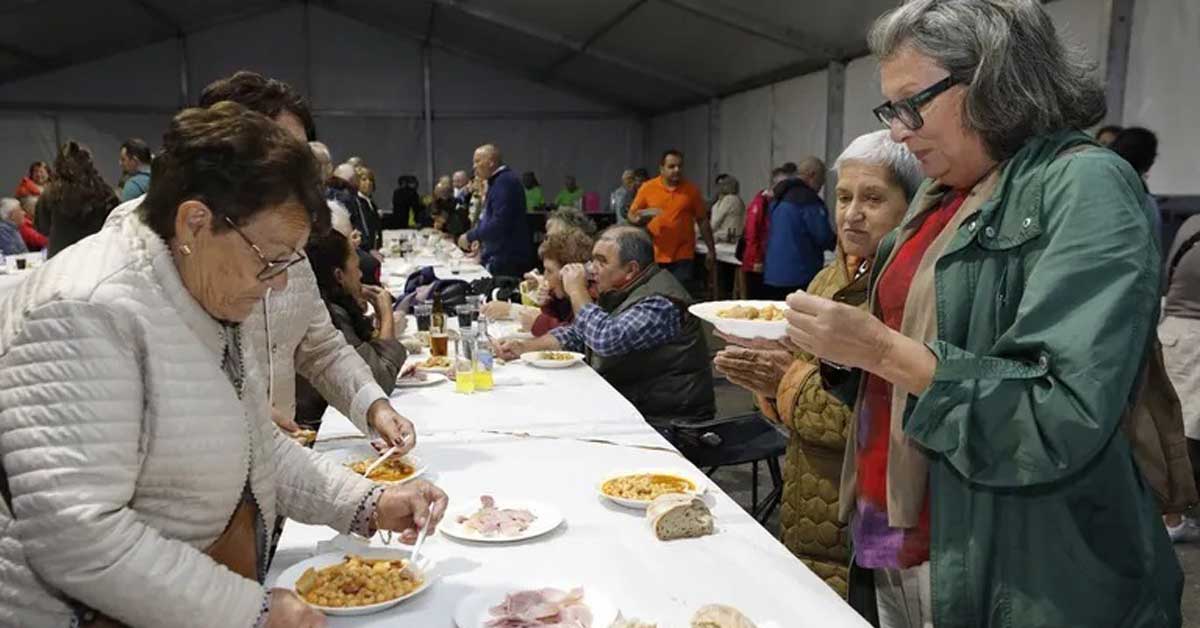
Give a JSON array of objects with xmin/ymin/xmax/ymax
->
[{"xmin": 0, "ymin": 102, "xmax": 447, "ymax": 628}]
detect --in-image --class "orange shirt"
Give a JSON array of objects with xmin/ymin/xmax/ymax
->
[{"xmin": 629, "ymin": 176, "xmax": 706, "ymax": 264}]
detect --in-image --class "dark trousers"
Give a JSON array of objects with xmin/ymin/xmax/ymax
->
[{"xmin": 663, "ymin": 259, "xmax": 694, "ymax": 285}]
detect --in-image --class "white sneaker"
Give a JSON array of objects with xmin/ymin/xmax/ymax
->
[{"xmin": 1166, "ymin": 517, "xmax": 1200, "ymax": 543}]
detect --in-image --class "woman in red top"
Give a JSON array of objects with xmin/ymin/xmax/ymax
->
[
  {"xmin": 740, "ymin": 167, "xmax": 789, "ymax": 298},
  {"xmin": 481, "ymin": 228, "xmax": 593, "ymax": 335},
  {"xmin": 14, "ymin": 161, "xmax": 49, "ymax": 200}
]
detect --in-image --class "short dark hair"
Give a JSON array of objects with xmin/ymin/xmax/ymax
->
[
  {"xmin": 633, "ymin": 168, "xmax": 649, "ymax": 180},
  {"xmin": 521, "ymin": 171, "xmax": 539, "ymax": 189},
  {"xmin": 139, "ymin": 101, "xmax": 327, "ymax": 242},
  {"xmin": 28, "ymin": 161, "xmax": 49, "ymax": 177},
  {"xmin": 199, "ymin": 71, "xmax": 317, "ymax": 142},
  {"xmin": 770, "ymin": 167, "xmax": 787, "ymax": 178},
  {"xmin": 779, "ymin": 162, "xmax": 798, "ymax": 176},
  {"xmin": 660, "ymin": 149, "xmax": 684, "ymax": 165},
  {"xmin": 1096, "ymin": 125, "xmax": 1122, "ymax": 139},
  {"xmin": 1110, "ymin": 127, "xmax": 1159, "ymax": 176},
  {"xmin": 120, "ymin": 138, "xmax": 152, "ymax": 164}
]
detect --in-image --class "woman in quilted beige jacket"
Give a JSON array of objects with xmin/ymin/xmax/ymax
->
[
  {"xmin": 0, "ymin": 104, "xmax": 447, "ymax": 628},
  {"xmin": 714, "ymin": 131, "xmax": 920, "ymax": 596}
]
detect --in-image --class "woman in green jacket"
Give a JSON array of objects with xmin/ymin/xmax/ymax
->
[{"xmin": 782, "ymin": 1, "xmax": 1182, "ymax": 627}]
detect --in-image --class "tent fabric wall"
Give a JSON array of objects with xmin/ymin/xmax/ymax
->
[
  {"xmin": 0, "ymin": 5, "xmax": 640, "ymax": 211},
  {"xmin": 433, "ymin": 117, "xmax": 641, "ymax": 206},
  {"xmin": 313, "ymin": 115, "xmax": 425, "ymax": 206},
  {"xmin": 309, "ymin": 8, "xmax": 424, "ymax": 113},
  {"xmin": 648, "ymin": 104, "xmax": 710, "ymax": 194},
  {"xmin": 0, "ymin": 115, "xmax": 57, "ymax": 196},
  {"xmin": 1124, "ymin": 0, "xmax": 1199, "ymax": 195},
  {"xmin": 187, "ymin": 7, "xmax": 310, "ymax": 103},
  {"xmin": 843, "ymin": 56, "xmax": 883, "ymax": 150},
  {"xmin": 719, "ymin": 87, "xmax": 772, "ymax": 206},
  {"xmin": 771, "ymin": 71, "xmax": 828, "ymax": 188},
  {"xmin": 1043, "ymin": 0, "xmax": 1112, "ymax": 77},
  {"xmin": 0, "ymin": 40, "xmax": 181, "ymax": 109}
]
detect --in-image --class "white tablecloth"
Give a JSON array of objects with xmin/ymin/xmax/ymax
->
[
  {"xmin": 695, "ymin": 241, "xmax": 740, "ymax": 266},
  {"xmin": 268, "ymin": 337, "xmax": 867, "ymax": 627}
]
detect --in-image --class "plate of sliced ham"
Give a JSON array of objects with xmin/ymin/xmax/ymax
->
[
  {"xmin": 454, "ymin": 585, "xmax": 617, "ymax": 627},
  {"xmin": 441, "ymin": 495, "xmax": 563, "ymax": 543}
]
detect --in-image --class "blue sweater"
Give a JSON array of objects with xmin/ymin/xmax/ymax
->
[
  {"xmin": 467, "ymin": 166, "xmax": 533, "ymax": 275},
  {"xmin": 763, "ymin": 178, "xmax": 835, "ymax": 289}
]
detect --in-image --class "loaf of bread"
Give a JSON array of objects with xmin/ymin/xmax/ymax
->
[
  {"xmin": 646, "ymin": 494, "xmax": 713, "ymax": 541},
  {"xmin": 690, "ymin": 604, "xmax": 757, "ymax": 628}
]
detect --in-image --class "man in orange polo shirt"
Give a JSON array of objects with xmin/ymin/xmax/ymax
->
[{"xmin": 628, "ymin": 149, "xmax": 717, "ymax": 293}]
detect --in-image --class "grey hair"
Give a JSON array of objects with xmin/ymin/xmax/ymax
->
[
  {"xmin": 0, "ymin": 197, "xmax": 19, "ymax": 222},
  {"xmin": 600, "ymin": 226, "xmax": 654, "ymax": 268},
  {"xmin": 308, "ymin": 141, "xmax": 333, "ymax": 180},
  {"xmin": 869, "ymin": 0, "xmax": 1106, "ymax": 160},
  {"xmin": 835, "ymin": 130, "xmax": 925, "ymax": 201},
  {"xmin": 548, "ymin": 207, "xmax": 596, "ymax": 235}
]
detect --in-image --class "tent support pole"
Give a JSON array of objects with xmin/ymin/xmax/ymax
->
[
  {"xmin": 1104, "ymin": 0, "xmax": 1135, "ymax": 125},
  {"xmin": 423, "ymin": 43, "xmax": 435, "ymax": 191},
  {"xmin": 824, "ymin": 60, "xmax": 846, "ymax": 209}
]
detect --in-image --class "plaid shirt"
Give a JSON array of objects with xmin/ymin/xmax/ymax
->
[{"xmin": 549, "ymin": 297, "xmax": 680, "ymax": 357}]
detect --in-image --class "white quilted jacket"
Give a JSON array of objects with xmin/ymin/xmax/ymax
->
[
  {"xmin": 0, "ymin": 216, "xmax": 378, "ymax": 627},
  {"xmin": 106, "ymin": 196, "xmax": 388, "ymax": 431}
]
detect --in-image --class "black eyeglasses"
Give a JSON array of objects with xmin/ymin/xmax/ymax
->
[
  {"xmin": 873, "ymin": 76, "xmax": 959, "ymax": 131},
  {"xmin": 224, "ymin": 216, "xmax": 306, "ymax": 281}
]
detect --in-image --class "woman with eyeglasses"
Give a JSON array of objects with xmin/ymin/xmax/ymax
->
[
  {"xmin": 778, "ymin": 1, "xmax": 1182, "ymax": 627},
  {"xmin": 0, "ymin": 102, "xmax": 447, "ymax": 628}
]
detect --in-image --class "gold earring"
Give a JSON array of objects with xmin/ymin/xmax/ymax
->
[{"xmin": 179, "ymin": 244, "xmax": 193, "ymax": 256}]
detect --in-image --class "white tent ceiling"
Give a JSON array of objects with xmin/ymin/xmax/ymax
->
[{"xmin": 0, "ymin": 0, "xmax": 901, "ymax": 115}]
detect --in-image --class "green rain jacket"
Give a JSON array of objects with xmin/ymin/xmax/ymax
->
[{"xmin": 841, "ymin": 130, "xmax": 1182, "ymax": 627}]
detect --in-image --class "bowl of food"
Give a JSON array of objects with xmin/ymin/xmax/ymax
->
[
  {"xmin": 316, "ymin": 443, "xmax": 427, "ymax": 484},
  {"xmin": 346, "ymin": 452, "xmax": 427, "ymax": 484},
  {"xmin": 520, "ymin": 350, "xmax": 585, "ymax": 369},
  {"xmin": 688, "ymin": 300, "xmax": 788, "ymax": 340},
  {"xmin": 275, "ymin": 549, "xmax": 432, "ymax": 616},
  {"xmin": 598, "ymin": 469, "xmax": 707, "ymax": 509}
]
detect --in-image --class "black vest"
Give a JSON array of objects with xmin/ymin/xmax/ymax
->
[{"xmin": 588, "ymin": 265, "xmax": 715, "ymax": 427}]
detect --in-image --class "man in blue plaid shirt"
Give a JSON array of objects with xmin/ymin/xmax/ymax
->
[{"xmin": 497, "ymin": 227, "xmax": 714, "ymax": 426}]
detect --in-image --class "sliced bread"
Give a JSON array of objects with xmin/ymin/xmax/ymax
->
[{"xmin": 646, "ymin": 494, "xmax": 714, "ymax": 541}]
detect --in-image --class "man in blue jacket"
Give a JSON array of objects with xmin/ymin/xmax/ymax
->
[
  {"xmin": 762, "ymin": 156, "xmax": 835, "ymax": 298},
  {"xmin": 460, "ymin": 144, "xmax": 534, "ymax": 278}
]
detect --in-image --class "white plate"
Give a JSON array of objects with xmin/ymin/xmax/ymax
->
[
  {"xmin": 274, "ymin": 548, "xmax": 434, "ymax": 616},
  {"xmin": 395, "ymin": 370, "xmax": 448, "ymax": 388},
  {"xmin": 440, "ymin": 498, "xmax": 563, "ymax": 543},
  {"xmin": 688, "ymin": 300, "xmax": 788, "ymax": 340},
  {"xmin": 316, "ymin": 443, "xmax": 428, "ymax": 485},
  {"xmin": 597, "ymin": 468, "xmax": 708, "ymax": 509},
  {"xmin": 454, "ymin": 586, "xmax": 618, "ymax": 628},
  {"xmin": 520, "ymin": 351, "xmax": 585, "ymax": 369}
]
